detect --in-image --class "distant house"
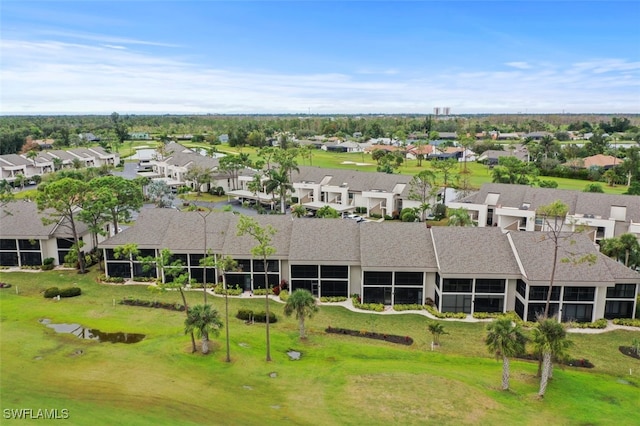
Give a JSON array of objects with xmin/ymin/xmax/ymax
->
[
  {"xmin": 219, "ymin": 134, "xmax": 229, "ymax": 143},
  {"xmin": 353, "ymin": 132, "xmax": 363, "ymax": 138},
  {"xmin": 523, "ymin": 131, "xmax": 552, "ymax": 140},
  {"xmin": 564, "ymin": 154, "xmax": 619, "ymax": 170},
  {"xmin": 79, "ymin": 133, "xmax": 101, "ymax": 142},
  {"xmin": 477, "ymin": 145, "xmax": 530, "ymax": 164}
]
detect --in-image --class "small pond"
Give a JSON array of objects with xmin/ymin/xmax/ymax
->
[{"xmin": 39, "ymin": 319, "xmax": 145, "ymax": 344}]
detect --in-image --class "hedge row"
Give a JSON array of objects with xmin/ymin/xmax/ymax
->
[
  {"xmin": 236, "ymin": 309, "xmax": 278, "ymax": 323},
  {"xmin": 43, "ymin": 287, "xmax": 81, "ymax": 298}
]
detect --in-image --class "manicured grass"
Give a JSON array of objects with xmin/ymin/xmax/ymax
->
[{"xmin": 1, "ymin": 269, "xmax": 639, "ymax": 425}]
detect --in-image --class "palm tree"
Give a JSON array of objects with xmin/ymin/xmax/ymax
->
[
  {"xmin": 532, "ymin": 317, "xmax": 572, "ymax": 398},
  {"xmin": 283, "ymin": 289, "xmax": 318, "ymax": 339},
  {"xmin": 264, "ymin": 168, "xmax": 293, "ymax": 214},
  {"xmin": 447, "ymin": 207, "xmax": 475, "ymax": 227},
  {"xmin": 291, "ymin": 204, "xmax": 307, "ymax": 218},
  {"xmin": 427, "ymin": 322, "xmax": 447, "ymax": 346},
  {"xmin": 485, "ymin": 318, "xmax": 527, "ymax": 390},
  {"xmin": 184, "ymin": 304, "xmax": 223, "ymax": 355}
]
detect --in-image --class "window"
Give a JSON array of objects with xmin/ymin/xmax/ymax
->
[
  {"xmin": 20, "ymin": 252, "xmax": 42, "ymax": 266},
  {"xmin": 18, "ymin": 239, "xmax": 40, "ymax": 250},
  {"xmin": 442, "ymin": 279, "xmax": 472, "ymax": 293},
  {"xmin": 291, "ymin": 265, "xmax": 318, "ymax": 278},
  {"xmin": 395, "ymin": 272, "xmax": 423, "ymax": 287},
  {"xmin": 604, "ymin": 301, "xmax": 635, "ymax": 319},
  {"xmin": 435, "ymin": 272, "xmax": 441, "ymax": 289},
  {"xmin": 475, "ymin": 279, "xmax": 505, "ymax": 293},
  {"xmin": 0, "ymin": 252, "xmax": 18, "ymax": 266},
  {"xmin": 562, "ymin": 304, "xmax": 593, "ymax": 323},
  {"xmin": 235, "ymin": 259, "xmax": 252, "ymax": 272},
  {"xmin": 563, "ymin": 287, "xmax": 595, "ymax": 302},
  {"xmin": 474, "ymin": 296, "xmax": 504, "ymax": 313},
  {"xmin": 442, "ymin": 294, "xmax": 472, "ymax": 314},
  {"xmin": 169, "ymin": 253, "xmax": 188, "ymax": 265},
  {"xmin": 133, "ymin": 263, "xmax": 156, "ymax": 278},
  {"xmin": 395, "ymin": 288, "xmax": 422, "ymax": 305},
  {"xmin": 516, "ymin": 280, "xmax": 527, "ymax": 298},
  {"xmin": 321, "ymin": 280, "xmax": 348, "ymax": 297},
  {"xmin": 321, "ymin": 265, "xmax": 348, "ymax": 279},
  {"xmin": 56, "ymin": 238, "xmax": 74, "ymax": 249},
  {"xmin": 138, "ymin": 249, "xmax": 155, "ymax": 259},
  {"xmin": 0, "ymin": 239, "xmax": 16, "ymax": 250},
  {"xmin": 364, "ymin": 287, "xmax": 387, "ymax": 304},
  {"xmin": 527, "ymin": 303, "xmax": 559, "ymax": 322},
  {"xmin": 364, "ymin": 271, "xmax": 392, "ymax": 286},
  {"xmin": 106, "ymin": 262, "xmax": 129, "ymax": 278},
  {"xmin": 253, "ymin": 259, "xmax": 279, "ymax": 272},
  {"xmin": 253, "ymin": 273, "xmax": 279, "ymax": 289},
  {"xmin": 515, "ymin": 299, "xmax": 525, "ymax": 320},
  {"xmin": 606, "ymin": 284, "xmax": 636, "ymax": 299},
  {"xmin": 529, "ymin": 286, "xmax": 560, "ymax": 301},
  {"xmin": 189, "ymin": 254, "xmax": 204, "ymax": 265}
]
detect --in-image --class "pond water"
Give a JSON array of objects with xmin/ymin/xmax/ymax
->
[{"xmin": 39, "ymin": 319, "xmax": 145, "ymax": 344}]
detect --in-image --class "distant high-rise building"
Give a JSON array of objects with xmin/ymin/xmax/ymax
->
[
  {"xmin": 443, "ymin": 107, "xmax": 451, "ymax": 116},
  {"xmin": 433, "ymin": 107, "xmax": 440, "ymax": 116}
]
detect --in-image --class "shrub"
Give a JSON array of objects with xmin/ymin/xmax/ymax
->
[
  {"xmin": 320, "ymin": 296, "xmax": 347, "ymax": 303},
  {"xmin": 41, "ymin": 257, "xmax": 55, "ymax": 270},
  {"xmin": 59, "ymin": 287, "xmax": 81, "ymax": 298},
  {"xmin": 98, "ymin": 274, "xmax": 125, "ymax": 284},
  {"xmin": 613, "ymin": 318, "xmax": 640, "ymax": 327},
  {"xmin": 433, "ymin": 203, "xmax": 447, "ymax": 220},
  {"xmin": 279, "ymin": 289, "xmax": 289, "ymax": 301},
  {"xmin": 236, "ymin": 309, "xmax": 277, "ymax": 323},
  {"xmin": 213, "ymin": 283, "xmax": 243, "ymax": 295},
  {"xmin": 43, "ymin": 287, "xmax": 60, "ymax": 298},
  {"xmin": 120, "ymin": 298, "xmax": 185, "ymax": 311},
  {"xmin": 393, "ymin": 304, "xmax": 424, "ymax": 311},
  {"xmin": 253, "ymin": 288, "xmax": 276, "ymax": 296},
  {"xmin": 236, "ymin": 309, "xmax": 254, "ymax": 321},
  {"xmin": 352, "ymin": 297, "xmax": 384, "ymax": 312},
  {"xmin": 568, "ymin": 318, "xmax": 608, "ymax": 329},
  {"xmin": 538, "ymin": 179, "xmax": 558, "ymax": 188},
  {"xmin": 424, "ymin": 305, "xmax": 467, "ymax": 319}
]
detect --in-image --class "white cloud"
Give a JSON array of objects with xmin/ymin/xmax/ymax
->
[
  {"xmin": 505, "ymin": 62, "xmax": 532, "ymax": 70},
  {"xmin": 1, "ymin": 38, "xmax": 638, "ymax": 114}
]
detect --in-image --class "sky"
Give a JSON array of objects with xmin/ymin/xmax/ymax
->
[{"xmin": 1, "ymin": 1, "xmax": 639, "ymax": 115}]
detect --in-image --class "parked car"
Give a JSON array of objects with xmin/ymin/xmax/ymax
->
[{"xmin": 345, "ymin": 214, "xmax": 365, "ymax": 223}]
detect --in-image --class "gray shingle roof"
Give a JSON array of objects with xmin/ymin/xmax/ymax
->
[
  {"xmin": 289, "ymin": 218, "xmax": 361, "ymax": 263},
  {"xmin": 508, "ymin": 231, "xmax": 639, "ymax": 284},
  {"xmin": 360, "ymin": 222, "xmax": 437, "ymax": 269},
  {"xmin": 0, "ymin": 201, "xmax": 88, "ymax": 239},
  {"xmin": 292, "ymin": 166, "xmax": 411, "ymax": 193},
  {"xmin": 430, "ymin": 227, "xmax": 521, "ymax": 276},
  {"xmin": 461, "ymin": 183, "xmax": 640, "ymax": 223}
]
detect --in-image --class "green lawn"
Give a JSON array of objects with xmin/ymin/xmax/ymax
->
[{"xmin": 1, "ymin": 269, "xmax": 638, "ymax": 425}]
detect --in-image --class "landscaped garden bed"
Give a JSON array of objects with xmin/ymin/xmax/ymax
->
[
  {"xmin": 619, "ymin": 346, "xmax": 640, "ymax": 360},
  {"xmin": 325, "ymin": 326, "xmax": 413, "ymax": 345},
  {"xmin": 516, "ymin": 353, "xmax": 595, "ymax": 368},
  {"xmin": 119, "ymin": 298, "xmax": 185, "ymax": 311}
]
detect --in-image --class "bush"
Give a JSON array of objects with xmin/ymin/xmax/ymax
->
[
  {"xmin": 44, "ymin": 287, "xmax": 81, "ymax": 298},
  {"xmin": 568, "ymin": 318, "xmax": 608, "ymax": 329},
  {"xmin": 43, "ymin": 287, "xmax": 60, "ymax": 298},
  {"xmin": 98, "ymin": 274, "xmax": 125, "ymax": 284},
  {"xmin": 433, "ymin": 203, "xmax": 447, "ymax": 220},
  {"xmin": 538, "ymin": 179, "xmax": 558, "ymax": 188},
  {"xmin": 320, "ymin": 296, "xmax": 347, "ymax": 303},
  {"xmin": 352, "ymin": 296, "xmax": 384, "ymax": 312},
  {"xmin": 41, "ymin": 257, "xmax": 55, "ymax": 270},
  {"xmin": 613, "ymin": 318, "xmax": 640, "ymax": 327},
  {"xmin": 393, "ymin": 304, "xmax": 425, "ymax": 312},
  {"xmin": 236, "ymin": 309, "xmax": 277, "ymax": 323},
  {"xmin": 253, "ymin": 288, "xmax": 276, "ymax": 296},
  {"xmin": 132, "ymin": 276, "xmax": 158, "ymax": 283},
  {"xmin": 279, "ymin": 289, "xmax": 289, "ymax": 301},
  {"xmin": 424, "ymin": 305, "xmax": 467, "ymax": 319},
  {"xmin": 120, "ymin": 298, "xmax": 185, "ymax": 311},
  {"xmin": 213, "ymin": 283, "xmax": 243, "ymax": 295},
  {"xmin": 59, "ymin": 287, "xmax": 81, "ymax": 298}
]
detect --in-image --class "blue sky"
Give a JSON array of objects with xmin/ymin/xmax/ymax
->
[{"xmin": 1, "ymin": 1, "xmax": 639, "ymax": 114}]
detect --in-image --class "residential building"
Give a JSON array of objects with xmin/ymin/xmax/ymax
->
[
  {"xmin": 447, "ymin": 183, "xmax": 640, "ymax": 242},
  {"xmin": 98, "ymin": 209, "xmax": 639, "ymax": 322},
  {"xmin": 0, "ymin": 201, "xmax": 96, "ymax": 267}
]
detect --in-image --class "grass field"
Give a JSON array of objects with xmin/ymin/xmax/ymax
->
[{"xmin": 1, "ymin": 269, "xmax": 639, "ymax": 425}]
